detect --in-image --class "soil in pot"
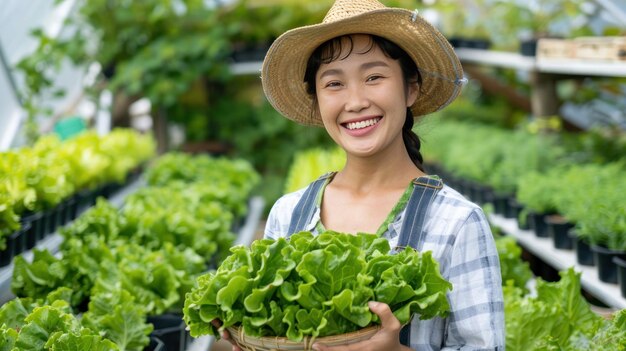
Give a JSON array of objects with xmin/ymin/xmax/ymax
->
[
  {"xmin": 591, "ymin": 245, "xmax": 626, "ymax": 284},
  {"xmin": 545, "ymin": 215, "xmax": 574, "ymax": 250}
]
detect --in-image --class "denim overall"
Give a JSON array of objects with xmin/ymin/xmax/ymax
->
[{"xmin": 286, "ymin": 173, "xmax": 444, "ymax": 347}]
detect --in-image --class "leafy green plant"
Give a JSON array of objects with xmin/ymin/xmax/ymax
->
[
  {"xmin": 495, "ymin": 236, "xmax": 533, "ymax": 293},
  {"xmin": 0, "ymin": 287, "xmax": 151, "ymax": 350},
  {"xmin": 145, "ymin": 152, "xmax": 259, "ymax": 216},
  {"xmin": 13, "ymin": 28, "xmax": 86, "ymax": 142},
  {"xmin": 488, "ymin": 0, "xmax": 593, "ymax": 51},
  {"xmin": 552, "ymin": 162, "xmax": 626, "ymax": 250},
  {"xmin": 504, "ymin": 268, "xmax": 625, "ymax": 351},
  {"xmin": 122, "ymin": 187, "xmax": 235, "ymax": 260},
  {"xmin": 515, "ymin": 167, "xmax": 565, "ymax": 215},
  {"xmin": 183, "ymin": 231, "xmax": 452, "ymax": 340},
  {"xmin": 0, "ymin": 182, "xmax": 27, "ymax": 250},
  {"xmin": 284, "ymin": 147, "xmax": 346, "ymax": 193},
  {"xmin": 11, "ymin": 153, "xmax": 255, "ymax": 315},
  {"xmin": 489, "ymin": 130, "xmax": 565, "ymax": 195}
]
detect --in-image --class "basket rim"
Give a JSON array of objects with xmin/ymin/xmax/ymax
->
[{"xmin": 226, "ymin": 324, "xmax": 381, "ymax": 349}]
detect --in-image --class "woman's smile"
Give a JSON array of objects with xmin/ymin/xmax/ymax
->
[{"xmin": 342, "ymin": 116, "xmax": 383, "ymax": 136}]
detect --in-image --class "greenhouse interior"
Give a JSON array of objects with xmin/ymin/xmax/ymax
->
[{"xmin": 1, "ymin": 0, "xmax": 626, "ymax": 350}]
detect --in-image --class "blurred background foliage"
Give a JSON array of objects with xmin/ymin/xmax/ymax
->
[{"xmin": 14, "ymin": 0, "xmax": 626, "ymax": 207}]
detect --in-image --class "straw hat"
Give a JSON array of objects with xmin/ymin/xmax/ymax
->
[{"xmin": 261, "ymin": 0, "xmax": 466, "ymax": 127}]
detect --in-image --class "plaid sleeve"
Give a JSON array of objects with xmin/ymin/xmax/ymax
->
[{"xmin": 441, "ymin": 208, "xmax": 505, "ymax": 350}]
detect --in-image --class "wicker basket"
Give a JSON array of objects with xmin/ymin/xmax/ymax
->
[{"xmin": 226, "ymin": 325, "xmax": 381, "ymax": 351}]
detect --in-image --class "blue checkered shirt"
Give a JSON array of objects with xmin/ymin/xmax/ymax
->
[{"xmin": 265, "ymin": 183, "xmax": 505, "ymax": 350}]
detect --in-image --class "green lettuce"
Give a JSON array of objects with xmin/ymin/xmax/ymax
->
[
  {"xmin": 496, "ymin": 236, "xmax": 533, "ymax": 292},
  {"xmin": 504, "ymin": 268, "xmax": 606, "ymax": 351},
  {"xmin": 81, "ymin": 288, "xmax": 152, "ymax": 351},
  {"xmin": 183, "ymin": 231, "xmax": 452, "ymax": 341},
  {"xmin": 0, "ymin": 287, "xmax": 147, "ymax": 351}
]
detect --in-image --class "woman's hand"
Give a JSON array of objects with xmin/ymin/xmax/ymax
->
[
  {"xmin": 211, "ymin": 319, "xmax": 242, "ymax": 351},
  {"xmin": 312, "ymin": 302, "xmax": 410, "ymax": 351}
]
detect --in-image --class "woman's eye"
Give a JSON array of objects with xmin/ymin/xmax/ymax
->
[
  {"xmin": 325, "ymin": 81, "xmax": 341, "ymax": 88},
  {"xmin": 366, "ymin": 75, "xmax": 383, "ymax": 82}
]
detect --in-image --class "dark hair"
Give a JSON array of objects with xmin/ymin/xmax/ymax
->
[{"xmin": 303, "ymin": 35, "xmax": 425, "ymax": 171}]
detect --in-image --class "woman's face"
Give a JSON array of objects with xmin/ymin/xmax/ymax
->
[{"xmin": 315, "ymin": 34, "xmax": 418, "ymax": 159}]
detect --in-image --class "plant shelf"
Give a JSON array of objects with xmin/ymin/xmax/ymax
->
[
  {"xmin": 455, "ymin": 48, "xmax": 626, "ymax": 77},
  {"xmin": 489, "ymin": 213, "xmax": 626, "ymax": 310},
  {"xmin": 455, "ymin": 48, "xmax": 535, "ymax": 71}
]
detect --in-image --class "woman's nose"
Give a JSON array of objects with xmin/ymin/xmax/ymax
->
[{"xmin": 344, "ymin": 85, "xmax": 370, "ymax": 112}]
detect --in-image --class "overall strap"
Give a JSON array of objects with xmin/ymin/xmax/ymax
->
[
  {"xmin": 395, "ymin": 176, "xmax": 443, "ymax": 252},
  {"xmin": 287, "ymin": 172, "xmax": 334, "ymax": 236},
  {"xmin": 397, "ymin": 176, "xmax": 444, "ymax": 347}
]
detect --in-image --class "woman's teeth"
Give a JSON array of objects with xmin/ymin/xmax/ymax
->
[{"xmin": 345, "ymin": 117, "xmax": 381, "ymax": 130}]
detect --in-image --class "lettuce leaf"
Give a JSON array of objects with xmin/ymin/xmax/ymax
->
[
  {"xmin": 183, "ymin": 231, "xmax": 452, "ymax": 340},
  {"xmin": 81, "ymin": 288, "xmax": 152, "ymax": 351},
  {"xmin": 504, "ymin": 268, "xmax": 606, "ymax": 351}
]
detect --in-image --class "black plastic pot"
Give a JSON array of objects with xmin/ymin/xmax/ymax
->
[
  {"xmin": 504, "ymin": 197, "xmax": 521, "ymax": 220},
  {"xmin": 545, "ymin": 215, "xmax": 574, "ymax": 250},
  {"xmin": 613, "ymin": 257, "xmax": 626, "ymax": 299},
  {"xmin": 0, "ymin": 224, "xmax": 29, "ymax": 267},
  {"xmin": 570, "ymin": 229, "xmax": 594, "ymax": 266},
  {"xmin": 147, "ymin": 314, "xmax": 190, "ymax": 351},
  {"xmin": 57, "ymin": 200, "xmax": 69, "ymax": 227},
  {"xmin": 64, "ymin": 196, "xmax": 78, "ymax": 223},
  {"xmin": 101, "ymin": 182, "xmax": 123, "ymax": 198},
  {"xmin": 75, "ymin": 188, "xmax": 97, "ymax": 216},
  {"xmin": 144, "ymin": 336, "xmax": 165, "ymax": 351},
  {"xmin": 468, "ymin": 182, "xmax": 492, "ymax": 206},
  {"xmin": 528, "ymin": 212, "xmax": 549, "ymax": 238},
  {"xmin": 20, "ymin": 211, "xmax": 44, "ymax": 249},
  {"xmin": 0, "ymin": 233, "xmax": 18, "ymax": 267},
  {"xmin": 14, "ymin": 223, "xmax": 31, "ymax": 256},
  {"xmin": 42, "ymin": 207, "xmax": 62, "ymax": 238},
  {"xmin": 492, "ymin": 194, "xmax": 510, "ymax": 216},
  {"xmin": 448, "ymin": 37, "xmax": 491, "ymax": 49},
  {"xmin": 520, "ymin": 39, "xmax": 538, "ymax": 56},
  {"xmin": 17, "ymin": 222, "xmax": 28, "ymax": 252},
  {"xmin": 591, "ymin": 245, "xmax": 626, "ymax": 284}
]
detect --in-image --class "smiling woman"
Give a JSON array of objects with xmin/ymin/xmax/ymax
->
[
  {"xmin": 306, "ymin": 34, "xmax": 420, "ymax": 172},
  {"xmin": 220, "ymin": 0, "xmax": 504, "ymax": 350}
]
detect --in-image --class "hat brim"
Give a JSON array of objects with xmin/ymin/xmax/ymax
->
[{"xmin": 261, "ymin": 8, "xmax": 464, "ymax": 127}]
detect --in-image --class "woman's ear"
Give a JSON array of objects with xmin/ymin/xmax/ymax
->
[{"xmin": 407, "ymin": 81, "xmax": 419, "ymax": 107}]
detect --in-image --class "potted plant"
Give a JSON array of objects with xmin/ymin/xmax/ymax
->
[
  {"xmin": 490, "ymin": 130, "xmax": 564, "ymax": 222},
  {"xmin": 515, "ymin": 170, "xmax": 560, "ymax": 238},
  {"xmin": 569, "ymin": 164, "xmax": 626, "ymax": 283}
]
